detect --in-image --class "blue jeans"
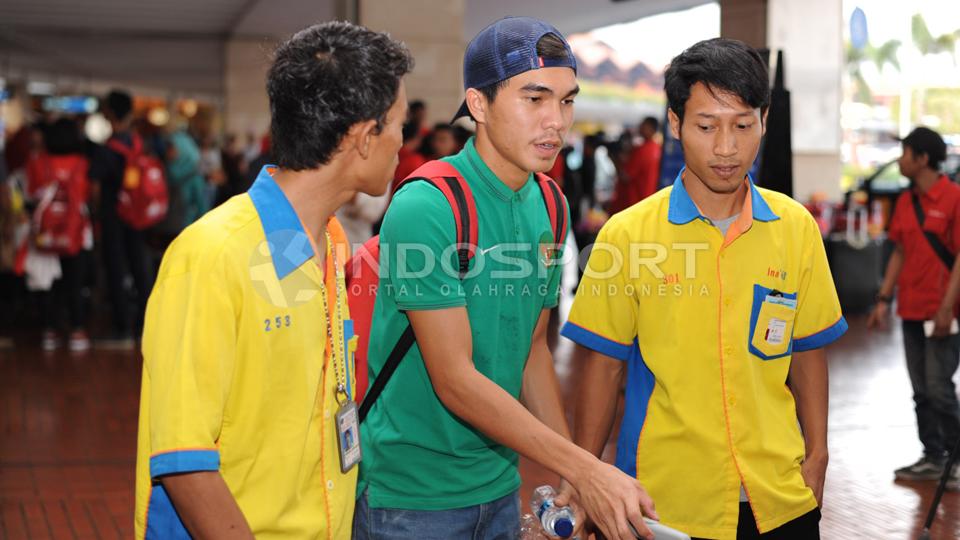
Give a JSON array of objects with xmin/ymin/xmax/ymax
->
[
  {"xmin": 902, "ymin": 320, "xmax": 960, "ymax": 459},
  {"xmin": 353, "ymin": 489, "xmax": 520, "ymax": 540}
]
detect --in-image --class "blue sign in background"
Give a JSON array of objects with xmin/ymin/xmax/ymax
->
[
  {"xmin": 658, "ymin": 111, "xmax": 685, "ymax": 189},
  {"xmin": 850, "ymin": 7, "xmax": 869, "ymax": 50}
]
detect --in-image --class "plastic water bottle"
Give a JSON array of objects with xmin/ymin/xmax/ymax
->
[
  {"xmin": 530, "ymin": 485, "xmax": 575, "ymax": 538},
  {"xmin": 519, "ymin": 513, "xmax": 548, "ymax": 540}
]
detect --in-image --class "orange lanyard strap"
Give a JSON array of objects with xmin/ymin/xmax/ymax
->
[{"xmin": 301, "ymin": 217, "xmax": 349, "ymax": 401}]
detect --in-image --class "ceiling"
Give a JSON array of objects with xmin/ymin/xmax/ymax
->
[
  {"xmin": 0, "ymin": 0, "xmax": 337, "ymax": 96},
  {"xmin": 0, "ymin": 0, "xmax": 709, "ymax": 97},
  {"xmin": 465, "ymin": 0, "xmax": 710, "ymax": 37}
]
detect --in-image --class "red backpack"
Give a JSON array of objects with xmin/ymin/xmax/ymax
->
[
  {"xmin": 107, "ymin": 134, "xmax": 169, "ymax": 230},
  {"xmin": 28, "ymin": 154, "xmax": 90, "ymax": 256},
  {"xmin": 346, "ymin": 160, "xmax": 569, "ymax": 421}
]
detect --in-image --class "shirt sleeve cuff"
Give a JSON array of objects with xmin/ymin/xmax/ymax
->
[
  {"xmin": 560, "ymin": 321, "xmax": 634, "ymax": 361},
  {"xmin": 395, "ymin": 298, "xmax": 467, "ymax": 311},
  {"xmin": 793, "ymin": 316, "xmax": 848, "ymax": 352},
  {"xmin": 150, "ymin": 449, "xmax": 220, "ymax": 478}
]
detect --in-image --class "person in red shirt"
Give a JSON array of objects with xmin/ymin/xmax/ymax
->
[
  {"xmin": 547, "ymin": 147, "xmax": 565, "ymax": 189},
  {"xmin": 418, "ymin": 123, "xmax": 459, "ymax": 160},
  {"xmin": 868, "ymin": 127, "xmax": 960, "ymax": 487},
  {"xmin": 393, "ymin": 121, "xmax": 427, "ymax": 185},
  {"xmin": 26, "ymin": 118, "xmax": 93, "ymax": 352},
  {"xmin": 611, "ymin": 116, "xmax": 661, "ymax": 213},
  {"xmin": 408, "ymin": 100, "xmax": 430, "ymax": 137}
]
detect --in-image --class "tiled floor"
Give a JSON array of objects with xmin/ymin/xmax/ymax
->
[
  {"xmin": 1, "ymin": 314, "xmax": 959, "ymax": 539},
  {"xmin": 1, "ymin": 349, "xmax": 139, "ymax": 539}
]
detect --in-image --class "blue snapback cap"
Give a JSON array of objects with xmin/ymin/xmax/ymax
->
[{"xmin": 453, "ymin": 17, "xmax": 577, "ymax": 121}]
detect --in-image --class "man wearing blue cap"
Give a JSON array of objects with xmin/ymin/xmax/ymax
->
[{"xmin": 356, "ymin": 16, "xmax": 657, "ymax": 540}]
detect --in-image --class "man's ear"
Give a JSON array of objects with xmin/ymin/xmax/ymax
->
[
  {"xmin": 465, "ymin": 88, "xmax": 488, "ymax": 124},
  {"xmin": 344, "ymin": 119, "xmax": 379, "ymax": 160},
  {"xmin": 761, "ymin": 109, "xmax": 769, "ymax": 137},
  {"xmin": 667, "ymin": 108, "xmax": 681, "ymax": 139}
]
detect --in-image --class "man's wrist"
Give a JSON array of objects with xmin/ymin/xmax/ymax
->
[
  {"xmin": 875, "ymin": 293, "xmax": 893, "ymax": 304},
  {"xmin": 565, "ymin": 448, "xmax": 599, "ymax": 489},
  {"xmin": 804, "ymin": 447, "xmax": 829, "ymax": 463}
]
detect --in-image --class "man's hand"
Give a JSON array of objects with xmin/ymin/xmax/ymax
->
[
  {"xmin": 866, "ymin": 301, "xmax": 890, "ymax": 331},
  {"xmin": 932, "ymin": 305, "xmax": 954, "ymax": 337},
  {"xmin": 409, "ymin": 308, "xmax": 654, "ymax": 539},
  {"xmin": 570, "ymin": 461, "xmax": 658, "ymax": 540},
  {"xmin": 871, "ymin": 245, "xmax": 903, "ymax": 332},
  {"xmin": 160, "ymin": 471, "xmax": 254, "ymax": 539},
  {"xmin": 800, "ymin": 452, "xmax": 828, "ymax": 507},
  {"xmin": 553, "ymin": 480, "xmax": 586, "ymax": 539}
]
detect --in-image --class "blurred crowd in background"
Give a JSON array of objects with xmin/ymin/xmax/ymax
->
[{"xmin": 0, "ymin": 90, "xmax": 666, "ymax": 353}]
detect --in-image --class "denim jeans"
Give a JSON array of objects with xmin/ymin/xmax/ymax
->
[
  {"xmin": 353, "ymin": 489, "xmax": 520, "ymax": 540},
  {"xmin": 902, "ymin": 320, "xmax": 960, "ymax": 459}
]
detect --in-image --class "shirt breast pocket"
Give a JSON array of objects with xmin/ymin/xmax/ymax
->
[
  {"xmin": 749, "ymin": 284, "xmax": 797, "ymax": 360},
  {"xmin": 923, "ymin": 214, "xmax": 948, "ymax": 236}
]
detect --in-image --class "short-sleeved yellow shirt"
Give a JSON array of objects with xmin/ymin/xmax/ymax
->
[
  {"xmin": 562, "ymin": 171, "xmax": 846, "ymax": 539},
  {"xmin": 134, "ymin": 166, "xmax": 357, "ymax": 540}
]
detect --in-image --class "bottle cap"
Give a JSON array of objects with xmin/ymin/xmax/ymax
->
[{"xmin": 555, "ymin": 517, "xmax": 574, "ymax": 538}]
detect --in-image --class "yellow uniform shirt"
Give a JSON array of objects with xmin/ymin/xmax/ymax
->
[
  {"xmin": 561, "ymin": 171, "xmax": 846, "ymax": 539},
  {"xmin": 134, "ymin": 166, "xmax": 357, "ymax": 540}
]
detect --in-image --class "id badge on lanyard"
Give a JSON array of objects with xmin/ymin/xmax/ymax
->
[
  {"xmin": 305, "ymin": 220, "xmax": 363, "ymax": 473},
  {"xmin": 336, "ymin": 400, "xmax": 362, "ymax": 472}
]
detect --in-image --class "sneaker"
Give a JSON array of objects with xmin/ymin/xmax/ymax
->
[
  {"xmin": 894, "ymin": 456, "xmax": 945, "ymax": 481},
  {"xmin": 68, "ymin": 330, "xmax": 91, "ymax": 352},
  {"xmin": 946, "ymin": 463, "xmax": 960, "ymax": 491},
  {"xmin": 41, "ymin": 330, "xmax": 59, "ymax": 352}
]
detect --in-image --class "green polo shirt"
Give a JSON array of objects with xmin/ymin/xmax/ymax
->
[{"xmin": 358, "ymin": 137, "xmax": 566, "ymax": 510}]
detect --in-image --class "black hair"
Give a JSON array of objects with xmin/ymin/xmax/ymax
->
[
  {"xmin": 664, "ymin": 38, "xmax": 769, "ymax": 126},
  {"xmin": 418, "ymin": 123, "xmax": 456, "ymax": 156},
  {"xmin": 583, "ymin": 134, "xmax": 602, "ymax": 149},
  {"xmin": 42, "ymin": 118, "xmax": 83, "ymax": 155},
  {"xmin": 409, "ymin": 100, "xmax": 426, "ymax": 113},
  {"xmin": 474, "ymin": 33, "xmax": 570, "ymax": 114},
  {"xmin": 267, "ymin": 21, "xmax": 414, "ymax": 171},
  {"xmin": 402, "ymin": 121, "xmax": 420, "ymax": 143},
  {"xmin": 902, "ymin": 127, "xmax": 947, "ymax": 171},
  {"xmin": 104, "ymin": 90, "xmax": 133, "ymax": 121},
  {"xmin": 640, "ymin": 116, "xmax": 660, "ymax": 132}
]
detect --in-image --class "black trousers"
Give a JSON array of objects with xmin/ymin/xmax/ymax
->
[
  {"xmin": 100, "ymin": 215, "xmax": 153, "ymax": 336},
  {"xmin": 692, "ymin": 503, "xmax": 821, "ymax": 540},
  {"xmin": 39, "ymin": 252, "xmax": 88, "ymax": 330},
  {"xmin": 901, "ymin": 320, "xmax": 960, "ymax": 460}
]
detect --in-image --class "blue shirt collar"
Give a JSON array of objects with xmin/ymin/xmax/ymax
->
[
  {"xmin": 247, "ymin": 165, "xmax": 314, "ymax": 280},
  {"xmin": 667, "ymin": 167, "xmax": 780, "ymax": 225}
]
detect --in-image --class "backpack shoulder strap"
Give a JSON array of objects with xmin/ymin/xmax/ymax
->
[
  {"xmin": 358, "ymin": 161, "xmax": 479, "ymax": 422},
  {"xmin": 535, "ymin": 173, "xmax": 568, "ymax": 246},
  {"xmin": 105, "ymin": 133, "xmax": 142, "ymax": 160},
  {"xmin": 402, "ymin": 160, "xmax": 478, "ymax": 277},
  {"xmin": 403, "ymin": 160, "xmax": 461, "ymax": 184},
  {"xmin": 911, "ymin": 190, "xmax": 956, "ymax": 270}
]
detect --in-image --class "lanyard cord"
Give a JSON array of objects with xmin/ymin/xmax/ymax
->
[{"xmin": 318, "ymin": 230, "xmax": 348, "ymax": 403}]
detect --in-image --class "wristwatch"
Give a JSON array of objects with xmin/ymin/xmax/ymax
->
[{"xmin": 876, "ymin": 293, "xmax": 893, "ymax": 304}]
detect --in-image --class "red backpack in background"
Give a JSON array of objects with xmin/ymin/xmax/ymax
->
[
  {"xmin": 346, "ymin": 160, "xmax": 569, "ymax": 419},
  {"xmin": 27, "ymin": 154, "xmax": 90, "ymax": 256},
  {"xmin": 107, "ymin": 134, "xmax": 168, "ymax": 230}
]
